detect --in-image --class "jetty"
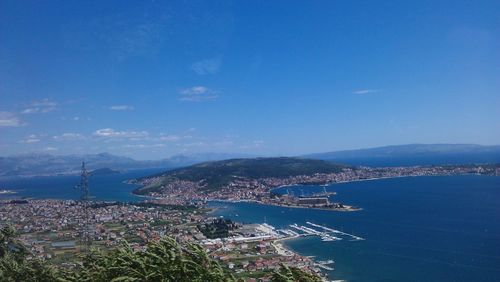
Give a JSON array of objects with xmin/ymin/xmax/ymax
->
[
  {"xmin": 275, "ymin": 222, "xmax": 364, "ymax": 243},
  {"xmin": 306, "ymin": 222, "xmax": 365, "ymax": 241},
  {"xmin": 289, "ymin": 224, "xmax": 342, "ymax": 241}
]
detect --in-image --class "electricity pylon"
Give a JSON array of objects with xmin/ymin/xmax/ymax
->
[{"xmin": 75, "ymin": 161, "xmax": 91, "ymax": 252}]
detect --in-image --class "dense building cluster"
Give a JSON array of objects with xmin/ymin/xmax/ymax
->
[
  {"xmin": 0, "ymin": 200, "xmax": 205, "ymax": 263},
  {"xmin": 1, "ymin": 164, "xmax": 497, "ymax": 280},
  {"xmin": 0, "ymin": 199, "xmax": 326, "ymax": 280},
  {"xmin": 139, "ymin": 165, "xmax": 499, "ymax": 208}
]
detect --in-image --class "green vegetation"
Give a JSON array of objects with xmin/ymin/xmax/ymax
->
[
  {"xmin": 0, "ymin": 226, "xmax": 321, "ymax": 282},
  {"xmin": 0, "ymin": 226, "xmax": 60, "ymax": 281},
  {"xmin": 135, "ymin": 157, "xmax": 345, "ymax": 194},
  {"xmin": 197, "ymin": 218, "xmax": 237, "ymax": 239},
  {"xmin": 63, "ymin": 238, "xmax": 234, "ymax": 282},
  {"xmin": 90, "ymin": 201, "xmax": 198, "ymax": 212},
  {"xmin": 272, "ymin": 265, "xmax": 322, "ymax": 282}
]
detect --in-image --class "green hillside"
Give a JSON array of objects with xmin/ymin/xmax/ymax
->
[{"xmin": 133, "ymin": 157, "xmax": 345, "ymax": 195}]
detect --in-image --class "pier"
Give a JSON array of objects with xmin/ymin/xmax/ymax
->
[
  {"xmin": 288, "ymin": 223, "xmax": 342, "ymax": 241},
  {"xmin": 285, "ymin": 222, "xmax": 364, "ymax": 242},
  {"xmin": 306, "ymin": 222, "xmax": 365, "ymax": 241}
]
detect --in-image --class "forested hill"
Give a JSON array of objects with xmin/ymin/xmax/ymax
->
[{"xmin": 133, "ymin": 157, "xmax": 346, "ymax": 194}]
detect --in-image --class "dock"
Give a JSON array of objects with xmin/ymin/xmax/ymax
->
[{"xmin": 306, "ymin": 222, "xmax": 365, "ymax": 241}]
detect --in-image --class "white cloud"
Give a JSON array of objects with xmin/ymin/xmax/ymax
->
[
  {"xmin": 123, "ymin": 143, "xmax": 166, "ymax": 149},
  {"xmin": 157, "ymin": 133, "xmax": 193, "ymax": 142},
  {"xmin": 239, "ymin": 140, "xmax": 265, "ymax": 150},
  {"xmin": 353, "ymin": 89, "xmax": 379, "ymax": 95},
  {"xmin": 0, "ymin": 112, "xmax": 23, "ymax": 127},
  {"xmin": 21, "ymin": 99, "xmax": 58, "ymax": 114},
  {"xmin": 213, "ymin": 140, "xmax": 234, "ymax": 147},
  {"xmin": 109, "ymin": 105, "xmax": 135, "ymax": 111},
  {"xmin": 19, "ymin": 134, "xmax": 40, "ymax": 143},
  {"xmin": 179, "ymin": 86, "xmax": 218, "ymax": 102},
  {"xmin": 93, "ymin": 128, "xmax": 149, "ymax": 139},
  {"xmin": 253, "ymin": 140, "xmax": 264, "ymax": 146},
  {"xmin": 43, "ymin": 146, "xmax": 58, "ymax": 151},
  {"xmin": 159, "ymin": 135, "xmax": 181, "ymax": 141},
  {"xmin": 191, "ymin": 57, "xmax": 221, "ymax": 75},
  {"xmin": 53, "ymin": 133, "xmax": 85, "ymax": 141},
  {"xmin": 180, "ymin": 141, "xmax": 206, "ymax": 148}
]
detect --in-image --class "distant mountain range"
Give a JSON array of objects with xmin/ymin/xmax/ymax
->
[
  {"xmin": 304, "ymin": 144, "xmax": 500, "ymax": 167},
  {"xmin": 1, "ymin": 144, "xmax": 499, "ymax": 177},
  {"xmin": 0, "ymin": 152, "xmax": 251, "ymax": 177}
]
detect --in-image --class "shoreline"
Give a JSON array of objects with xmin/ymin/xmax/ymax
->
[
  {"xmin": 272, "ymin": 236, "xmax": 301, "ymax": 256},
  {"xmin": 264, "ymin": 173, "xmax": 500, "ymax": 194},
  {"xmin": 273, "ymin": 174, "xmax": 413, "ymax": 191},
  {"xmin": 272, "ymin": 234, "xmax": 336, "ymax": 280},
  {"xmin": 204, "ymin": 174, "xmax": 496, "ymax": 213},
  {"xmin": 210, "ymin": 199, "xmax": 362, "ymax": 212}
]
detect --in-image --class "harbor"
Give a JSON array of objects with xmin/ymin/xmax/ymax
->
[
  {"xmin": 278, "ymin": 222, "xmax": 365, "ymax": 242},
  {"xmin": 199, "ymin": 220, "xmax": 364, "ymax": 279},
  {"xmin": 208, "ymin": 175, "xmax": 500, "ymax": 281}
]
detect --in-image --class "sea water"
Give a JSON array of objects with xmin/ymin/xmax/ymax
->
[
  {"xmin": 0, "ymin": 168, "xmax": 164, "ymax": 202},
  {"xmin": 209, "ymin": 175, "xmax": 500, "ymax": 282},
  {"xmin": 1, "ymin": 172, "xmax": 499, "ymax": 281}
]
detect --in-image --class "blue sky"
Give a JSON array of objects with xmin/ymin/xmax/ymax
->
[{"xmin": 1, "ymin": 0, "xmax": 499, "ymax": 159}]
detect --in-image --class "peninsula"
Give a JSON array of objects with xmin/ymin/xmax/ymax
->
[{"xmin": 131, "ymin": 157, "xmax": 500, "ymax": 211}]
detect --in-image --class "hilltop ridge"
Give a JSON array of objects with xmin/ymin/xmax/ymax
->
[{"xmin": 132, "ymin": 157, "xmax": 346, "ymax": 195}]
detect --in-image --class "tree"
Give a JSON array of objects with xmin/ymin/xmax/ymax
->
[
  {"xmin": 272, "ymin": 265, "xmax": 322, "ymax": 282},
  {"xmin": 0, "ymin": 226, "xmax": 59, "ymax": 282},
  {"xmin": 0, "ymin": 226, "xmax": 321, "ymax": 282},
  {"xmin": 64, "ymin": 237, "xmax": 235, "ymax": 282}
]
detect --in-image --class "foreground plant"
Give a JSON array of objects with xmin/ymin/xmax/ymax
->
[{"xmin": 0, "ymin": 225, "xmax": 321, "ymax": 282}]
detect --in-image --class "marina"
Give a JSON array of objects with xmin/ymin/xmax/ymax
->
[
  {"xmin": 278, "ymin": 222, "xmax": 364, "ymax": 242},
  {"xmin": 306, "ymin": 222, "xmax": 365, "ymax": 241},
  {"xmin": 205, "ymin": 176, "xmax": 500, "ymax": 281},
  {"xmin": 275, "ymin": 222, "xmax": 365, "ymax": 274}
]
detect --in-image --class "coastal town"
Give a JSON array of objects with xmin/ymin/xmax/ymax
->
[
  {"xmin": 1, "ymin": 163, "xmax": 498, "ymax": 281},
  {"xmin": 0, "ymin": 200, "xmax": 202, "ymax": 264},
  {"xmin": 137, "ymin": 164, "xmax": 500, "ymax": 208},
  {"xmin": 0, "ymin": 199, "xmax": 331, "ymax": 280}
]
